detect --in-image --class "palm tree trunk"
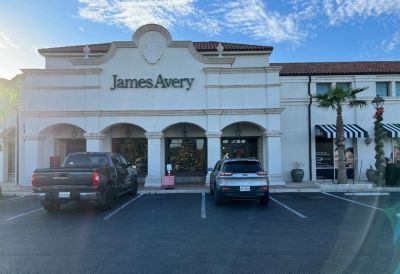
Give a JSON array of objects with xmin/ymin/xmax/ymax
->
[{"xmin": 336, "ymin": 106, "xmax": 347, "ymax": 183}]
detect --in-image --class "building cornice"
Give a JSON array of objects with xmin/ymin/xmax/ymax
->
[
  {"xmin": 23, "ymin": 108, "xmax": 285, "ymax": 117},
  {"xmin": 21, "ymin": 68, "xmax": 102, "ymax": 75},
  {"xmin": 203, "ymin": 66, "xmax": 282, "ymax": 74},
  {"xmin": 206, "ymin": 84, "xmax": 280, "ymax": 89}
]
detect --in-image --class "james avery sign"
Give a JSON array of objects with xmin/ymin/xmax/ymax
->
[{"xmin": 110, "ymin": 74, "xmax": 195, "ymax": 91}]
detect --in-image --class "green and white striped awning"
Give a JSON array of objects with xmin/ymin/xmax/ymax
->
[{"xmin": 315, "ymin": 124, "xmax": 368, "ymax": 139}]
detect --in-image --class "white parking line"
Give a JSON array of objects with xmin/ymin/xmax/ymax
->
[
  {"xmin": 322, "ymin": 192, "xmax": 384, "ymax": 211},
  {"xmin": 0, "ymin": 196, "xmax": 27, "ymax": 202},
  {"xmin": 344, "ymin": 192, "xmax": 390, "ymax": 196},
  {"xmin": 201, "ymin": 193, "xmax": 207, "ymax": 219},
  {"xmin": 6, "ymin": 208, "xmax": 43, "ymax": 221},
  {"xmin": 103, "ymin": 193, "xmax": 144, "ymax": 220},
  {"xmin": 270, "ymin": 197, "xmax": 307, "ymax": 219}
]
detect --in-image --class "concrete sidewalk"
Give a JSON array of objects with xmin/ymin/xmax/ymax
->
[{"xmin": 1, "ymin": 180, "xmax": 400, "ymax": 197}]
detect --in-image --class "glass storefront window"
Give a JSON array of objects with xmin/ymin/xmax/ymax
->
[
  {"xmin": 221, "ymin": 138, "xmax": 258, "ymax": 159},
  {"xmin": 165, "ymin": 138, "xmax": 207, "ymax": 175},
  {"xmin": 112, "ymin": 138, "xmax": 148, "ymax": 176}
]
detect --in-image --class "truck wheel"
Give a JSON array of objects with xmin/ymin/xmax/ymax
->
[
  {"xmin": 97, "ymin": 188, "xmax": 114, "ymax": 211},
  {"xmin": 130, "ymin": 175, "xmax": 138, "ymax": 195},
  {"xmin": 42, "ymin": 200, "xmax": 61, "ymax": 213},
  {"xmin": 259, "ymin": 194, "xmax": 270, "ymax": 206}
]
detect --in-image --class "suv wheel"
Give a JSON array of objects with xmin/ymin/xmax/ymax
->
[{"xmin": 214, "ymin": 186, "xmax": 226, "ymax": 206}]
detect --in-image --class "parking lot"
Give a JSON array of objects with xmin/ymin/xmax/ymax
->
[{"xmin": 0, "ymin": 192, "xmax": 399, "ymax": 273}]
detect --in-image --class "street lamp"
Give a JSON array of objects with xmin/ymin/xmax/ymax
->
[
  {"xmin": 372, "ymin": 95, "xmax": 385, "ymax": 185},
  {"xmin": 371, "ymin": 95, "xmax": 385, "ymax": 109}
]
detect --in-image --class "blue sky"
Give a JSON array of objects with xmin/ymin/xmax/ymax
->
[{"xmin": 1, "ymin": 0, "xmax": 400, "ymax": 79}]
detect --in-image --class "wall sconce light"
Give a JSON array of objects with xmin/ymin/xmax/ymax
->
[
  {"xmin": 71, "ymin": 126, "xmax": 77, "ymax": 139},
  {"xmin": 365, "ymin": 136, "xmax": 372, "ymax": 145},
  {"xmin": 235, "ymin": 123, "xmax": 241, "ymax": 137}
]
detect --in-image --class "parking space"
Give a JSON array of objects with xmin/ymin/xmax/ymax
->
[{"xmin": 0, "ymin": 192, "xmax": 398, "ymax": 273}]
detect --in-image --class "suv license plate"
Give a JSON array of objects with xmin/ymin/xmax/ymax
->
[
  {"xmin": 59, "ymin": 192, "xmax": 70, "ymax": 198},
  {"xmin": 240, "ymin": 186, "xmax": 250, "ymax": 192}
]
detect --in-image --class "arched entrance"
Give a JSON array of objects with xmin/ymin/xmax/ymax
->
[
  {"xmin": 103, "ymin": 123, "xmax": 147, "ymax": 178},
  {"xmin": 164, "ymin": 123, "xmax": 207, "ymax": 183},
  {"xmin": 221, "ymin": 122, "xmax": 264, "ymax": 160},
  {"xmin": 40, "ymin": 124, "xmax": 86, "ymax": 167}
]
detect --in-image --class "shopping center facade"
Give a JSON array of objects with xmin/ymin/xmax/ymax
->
[{"xmin": 1, "ymin": 24, "xmax": 400, "ymax": 186}]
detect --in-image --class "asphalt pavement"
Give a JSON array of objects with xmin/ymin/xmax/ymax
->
[{"xmin": 0, "ymin": 192, "xmax": 399, "ymax": 273}]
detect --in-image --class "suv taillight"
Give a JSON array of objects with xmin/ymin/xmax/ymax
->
[
  {"xmin": 92, "ymin": 171, "xmax": 100, "ymax": 186},
  {"xmin": 220, "ymin": 172, "xmax": 233, "ymax": 176},
  {"xmin": 31, "ymin": 172, "xmax": 36, "ymax": 187},
  {"xmin": 257, "ymin": 171, "xmax": 267, "ymax": 176}
]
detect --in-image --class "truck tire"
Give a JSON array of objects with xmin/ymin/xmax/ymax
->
[
  {"xmin": 42, "ymin": 200, "xmax": 61, "ymax": 213},
  {"xmin": 259, "ymin": 194, "xmax": 269, "ymax": 206},
  {"xmin": 130, "ymin": 175, "xmax": 138, "ymax": 195},
  {"xmin": 97, "ymin": 188, "xmax": 114, "ymax": 211}
]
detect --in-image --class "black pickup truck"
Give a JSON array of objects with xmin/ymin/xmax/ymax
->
[{"xmin": 32, "ymin": 152, "xmax": 138, "ymax": 212}]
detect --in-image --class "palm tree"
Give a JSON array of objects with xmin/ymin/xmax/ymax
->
[{"xmin": 314, "ymin": 86, "xmax": 368, "ymax": 183}]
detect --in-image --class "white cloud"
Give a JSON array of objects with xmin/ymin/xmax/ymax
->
[
  {"xmin": 323, "ymin": 0, "xmax": 400, "ymax": 25},
  {"xmin": 214, "ymin": 0, "xmax": 306, "ymax": 43},
  {"xmin": 0, "ymin": 32, "xmax": 20, "ymax": 49},
  {"xmin": 78, "ymin": 0, "xmax": 311, "ymax": 43},
  {"xmin": 78, "ymin": 0, "xmax": 196, "ymax": 30},
  {"xmin": 381, "ymin": 31, "xmax": 400, "ymax": 52}
]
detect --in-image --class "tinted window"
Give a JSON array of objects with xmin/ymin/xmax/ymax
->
[
  {"xmin": 111, "ymin": 155, "xmax": 122, "ymax": 167},
  {"xmin": 64, "ymin": 154, "xmax": 108, "ymax": 166},
  {"xmin": 118, "ymin": 155, "xmax": 128, "ymax": 166},
  {"xmin": 223, "ymin": 161, "xmax": 262, "ymax": 173},
  {"xmin": 316, "ymin": 83, "xmax": 331, "ymax": 95},
  {"xmin": 336, "ymin": 82, "xmax": 351, "ymax": 90},
  {"xmin": 376, "ymin": 82, "xmax": 389, "ymax": 96}
]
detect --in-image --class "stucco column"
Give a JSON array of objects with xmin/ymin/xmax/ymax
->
[
  {"xmin": 22, "ymin": 133, "xmax": 45, "ymax": 186},
  {"xmin": 84, "ymin": 133, "xmax": 105, "ymax": 152},
  {"xmin": 145, "ymin": 132, "xmax": 163, "ymax": 187},
  {"xmin": 263, "ymin": 131, "xmax": 284, "ymax": 185},
  {"xmin": 205, "ymin": 131, "xmax": 222, "ymax": 185},
  {"xmin": 0, "ymin": 138, "xmax": 4, "ymax": 182}
]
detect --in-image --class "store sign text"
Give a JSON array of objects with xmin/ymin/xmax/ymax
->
[{"xmin": 110, "ymin": 74, "xmax": 195, "ymax": 91}]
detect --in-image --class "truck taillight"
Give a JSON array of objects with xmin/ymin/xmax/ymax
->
[
  {"xmin": 92, "ymin": 171, "xmax": 100, "ymax": 187},
  {"xmin": 31, "ymin": 172, "xmax": 36, "ymax": 187}
]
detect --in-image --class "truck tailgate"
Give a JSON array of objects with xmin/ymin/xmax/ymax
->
[{"xmin": 34, "ymin": 167, "xmax": 97, "ymax": 187}]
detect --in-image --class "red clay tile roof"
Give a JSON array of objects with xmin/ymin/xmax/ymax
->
[
  {"xmin": 38, "ymin": 41, "xmax": 272, "ymax": 54},
  {"xmin": 273, "ymin": 61, "xmax": 400, "ymax": 76}
]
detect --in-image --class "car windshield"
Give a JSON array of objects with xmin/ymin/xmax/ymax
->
[
  {"xmin": 223, "ymin": 161, "xmax": 262, "ymax": 173},
  {"xmin": 64, "ymin": 155, "xmax": 109, "ymax": 166}
]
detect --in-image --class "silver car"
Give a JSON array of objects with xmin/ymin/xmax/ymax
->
[{"xmin": 209, "ymin": 158, "xmax": 269, "ymax": 206}]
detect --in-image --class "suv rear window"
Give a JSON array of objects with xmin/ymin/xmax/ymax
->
[{"xmin": 223, "ymin": 161, "xmax": 262, "ymax": 173}]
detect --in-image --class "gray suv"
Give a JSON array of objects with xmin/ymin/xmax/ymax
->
[{"xmin": 209, "ymin": 158, "xmax": 269, "ymax": 206}]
